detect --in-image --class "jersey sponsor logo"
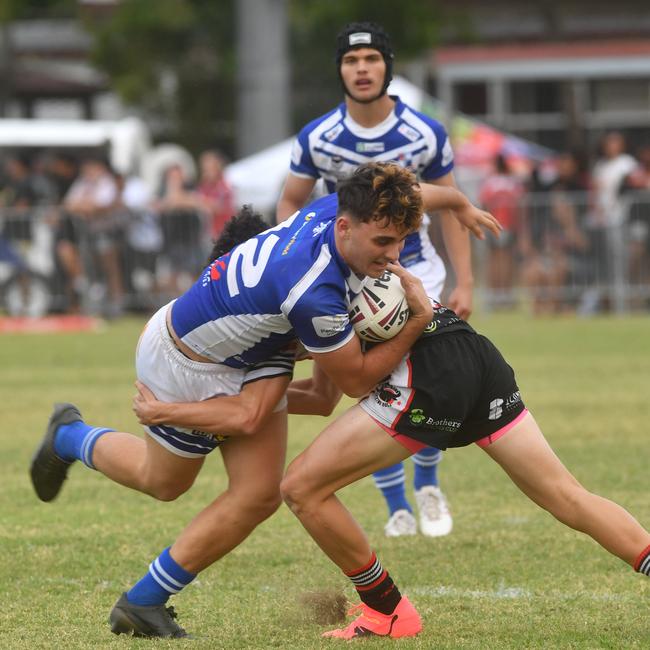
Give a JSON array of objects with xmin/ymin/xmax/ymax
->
[
  {"xmin": 356, "ymin": 142, "xmax": 385, "ymax": 153},
  {"xmin": 312, "ymin": 220, "xmax": 331, "ymax": 237},
  {"xmin": 201, "ymin": 254, "xmax": 229, "ymax": 287},
  {"xmin": 191, "ymin": 429, "xmax": 227, "ymax": 442},
  {"xmin": 409, "ymin": 408, "xmax": 426, "ymax": 425},
  {"xmin": 488, "ymin": 398, "xmax": 503, "ymax": 420},
  {"xmin": 398, "ymin": 123, "xmax": 420, "ymax": 142},
  {"xmin": 311, "ymin": 313, "xmax": 349, "ymax": 338},
  {"xmin": 281, "ymin": 211, "xmax": 316, "ymax": 255},
  {"xmin": 408, "ymin": 408, "xmax": 461, "ymax": 431},
  {"xmin": 488, "ymin": 391, "xmax": 521, "ymax": 420},
  {"xmin": 324, "ymin": 124, "xmax": 344, "ymax": 141}
]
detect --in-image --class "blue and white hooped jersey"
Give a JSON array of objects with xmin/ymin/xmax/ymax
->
[
  {"xmin": 289, "ymin": 95, "xmax": 454, "ymax": 267},
  {"xmin": 171, "ymin": 194, "xmax": 366, "ymax": 369}
]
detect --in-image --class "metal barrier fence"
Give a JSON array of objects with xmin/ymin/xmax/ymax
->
[
  {"xmin": 474, "ymin": 190, "xmax": 650, "ymax": 314},
  {"xmin": 0, "ymin": 205, "xmax": 212, "ymax": 318},
  {"xmin": 1, "ymin": 193, "xmax": 650, "ymax": 318}
]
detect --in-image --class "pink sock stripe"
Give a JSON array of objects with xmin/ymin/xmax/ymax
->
[
  {"xmin": 346, "ymin": 552, "xmax": 377, "ymax": 578},
  {"xmin": 633, "ymin": 544, "xmax": 650, "ymax": 573},
  {"xmin": 475, "ymin": 409, "xmax": 529, "ymax": 448}
]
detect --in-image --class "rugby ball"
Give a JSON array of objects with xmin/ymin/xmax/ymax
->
[{"xmin": 349, "ymin": 271, "xmax": 409, "ymax": 342}]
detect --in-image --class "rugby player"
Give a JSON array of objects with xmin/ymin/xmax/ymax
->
[
  {"xmin": 276, "ymin": 21, "xmax": 473, "ymax": 538},
  {"xmin": 30, "ymin": 162, "xmax": 498, "ymax": 638}
]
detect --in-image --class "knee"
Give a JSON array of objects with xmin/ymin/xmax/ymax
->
[
  {"xmin": 146, "ymin": 478, "xmax": 194, "ymax": 502},
  {"xmin": 280, "ymin": 462, "xmax": 313, "ymax": 514},
  {"xmin": 236, "ymin": 487, "xmax": 283, "ymax": 524}
]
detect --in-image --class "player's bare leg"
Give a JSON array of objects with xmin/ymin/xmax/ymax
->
[
  {"xmin": 170, "ymin": 408, "xmax": 288, "ymax": 572},
  {"xmin": 282, "ymin": 405, "xmax": 409, "ymax": 569},
  {"xmin": 92, "ymin": 432, "xmax": 204, "ymax": 500},
  {"xmin": 281, "ymin": 404, "xmax": 421, "ymax": 638},
  {"xmin": 109, "ymin": 408, "xmax": 288, "ymax": 638},
  {"xmin": 483, "ymin": 411, "xmax": 650, "ymax": 566}
]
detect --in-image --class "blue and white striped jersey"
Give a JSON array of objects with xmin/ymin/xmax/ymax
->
[
  {"xmin": 171, "ymin": 193, "xmax": 366, "ymax": 369},
  {"xmin": 289, "ymin": 95, "xmax": 454, "ymax": 267}
]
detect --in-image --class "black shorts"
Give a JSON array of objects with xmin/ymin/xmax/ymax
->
[{"xmin": 359, "ymin": 330, "xmax": 525, "ymax": 450}]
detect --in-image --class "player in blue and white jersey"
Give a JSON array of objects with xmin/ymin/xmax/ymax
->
[
  {"xmin": 276, "ymin": 22, "xmax": 472, "ymax": 538},
  {"xmin": 30, "ymin": 163, "xmax": 498, "ymax": 638}
]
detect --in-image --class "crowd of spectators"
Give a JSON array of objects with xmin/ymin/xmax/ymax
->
[
  {"xmin": 478, "ymin": 131, "xmax": 650, "ymax": 314},
  {"xmin": 2, "ymin": 131, "xmax": 650, "ymax": 318},
  {"xmin": 0, "ymin": 149, "xmax": 234, "ymax": 318}
]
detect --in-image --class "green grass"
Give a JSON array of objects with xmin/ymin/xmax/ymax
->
[{"xmin": 1, "ymin": 313, "xmax": 649, "ymax": 648}]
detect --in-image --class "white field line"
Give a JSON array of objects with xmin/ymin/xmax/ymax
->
[{"xmin": 409, "ymin": 581, "xmax": 635, "ymax": 603}]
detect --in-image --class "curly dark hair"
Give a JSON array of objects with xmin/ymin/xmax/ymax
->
[
  {"xmin": 336, "ymin": 162, "xmax": 423, "ymax": 233},
  {"xmin": 207, "ymin": 205, "xmax": 269, "ymax": 263}
]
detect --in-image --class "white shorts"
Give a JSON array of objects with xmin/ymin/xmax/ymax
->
[
  {"xmin": 405, "ymin": 256, "xmax": 445, "ymax": 302},
  {"xmin": 135, "ymin": 302, "xmax": 247, "ymax": 457},
  {"xmin": 402, "ymin": 217, "xmax": 446, "ymax": 300}
]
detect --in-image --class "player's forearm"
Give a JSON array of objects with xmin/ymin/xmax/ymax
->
[
  {"xmin": 144, "ymin": 398, "xmax": 257, "ymax": 436},
  {"xmin": 287, "ymin": 375, "xmax": 343, "ymax": 416},
  {"xmin": 276, "ymin": 197, "xmax": 300, "ymax": 222},
  {"xmin": 287, "ymin": 384, "xmax": 336, "ymax": 416},
  {"xmin": 420, "ymin": 184, "xmax": 471, "ymax": 214},
  {"xmin": 440, "ymin": 212, "xmax": 474, "ymax": 287}
]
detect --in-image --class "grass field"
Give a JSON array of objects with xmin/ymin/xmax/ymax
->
[{"xmin": 1, "ymin": 312, "xmax": 649, "ymax": 649}]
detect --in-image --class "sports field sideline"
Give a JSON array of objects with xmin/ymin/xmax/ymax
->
[{"xmin": 1, "ymin": 312, "xmax": 648, "ymax": 648}]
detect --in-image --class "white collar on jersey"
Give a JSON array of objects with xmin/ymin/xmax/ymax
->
[
  {"xmin": 346, "ymin": 272, "xmax": 369, "ymax": 295},
  {"xmin": 342, "ymin": 96, "xmax": 401, "ymax": 139}
]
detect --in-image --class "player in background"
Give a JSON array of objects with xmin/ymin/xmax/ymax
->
[
  {"xmin": 30, "ymin": 163, "xmax": 500, "ymax": 638},
  {"xmin": 276, "ymin": 22, "xmax": 472, "ymax": 538}
]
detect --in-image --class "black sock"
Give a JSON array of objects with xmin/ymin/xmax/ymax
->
[{"xmin": 346, "ymin": 552, "xmax": 402, "ymax": 615}]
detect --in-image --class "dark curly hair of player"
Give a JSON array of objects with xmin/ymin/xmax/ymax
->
[
  {"xmin": 336, "ymin": 162, "xmax": 423, "ymax": 233},
  {"xmin": 207, "ymin": 205, "xmax": 269, "ymax": 263}
]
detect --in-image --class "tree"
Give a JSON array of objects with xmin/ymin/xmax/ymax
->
[
  {"xmin": 85, "ymin": 0, "xmax": 449, "ymax": 157},
  {"xmin": 85, "ymin": 0, "xmax": 237, "ymax": 156}
]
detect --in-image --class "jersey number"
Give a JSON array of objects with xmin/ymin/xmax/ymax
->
[{"xmin": 226, "ymin": 217, "xmax": 294, "ymax": 297}]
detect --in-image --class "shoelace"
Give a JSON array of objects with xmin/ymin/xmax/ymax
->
[{"xmin": 420, "ymin": 492, "xmax": 447, "ymax": 519}]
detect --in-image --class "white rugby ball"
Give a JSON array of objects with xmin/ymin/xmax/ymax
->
[{"xmin": 349, "ymin": 271, "xmax": 409, "ymax": 342}]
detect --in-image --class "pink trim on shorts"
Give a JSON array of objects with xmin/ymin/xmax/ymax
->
[
  {"xmin": 368, "ymin": 408, "xmax": 529, "ymax": 454},
  {"xmin": 371, "ymin": 417, "xmax": 428, "ymax": 453},
  {"xmin": 475, "ymin": 409, "xmax": 529, "ymax": 448}
]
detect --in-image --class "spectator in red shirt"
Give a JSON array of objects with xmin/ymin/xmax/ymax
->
[
  {"xmin": 196, "ymin": 150, "xmax": 235, "ymax": 239},
  {"xmin": 479, "ymin": 154, "xmax": 525, "ymax": 306}
]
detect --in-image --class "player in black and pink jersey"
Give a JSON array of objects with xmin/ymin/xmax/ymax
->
[{"xmin": 141, "ymin": 285, "xmax": 650, "ymax": 641}]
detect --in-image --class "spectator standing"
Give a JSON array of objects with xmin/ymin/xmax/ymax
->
[
  {"xmin": 154, "ymin": 164, "xmax": 203, "ymax": 294},
  {"xmin": 585, "ymin": 132, "xmax": 637, "ymax": 313},
  {"xmin": 620, "ymin": 144, "xmax": 650, "ymax": 307},
  {"xmin": 478, "ymin": 153, "xmax": 525, "ymax": 307},
  {"xmin": 196, "ymin": 150, "xmax": 235, "ymax": 239},
  {"xmin": 520, "ymin": 153, "xmax": 591, "ymax": 314},
  {"xmin": 60, "ymin": 157, "xmax": 124, "ymax": 318}
]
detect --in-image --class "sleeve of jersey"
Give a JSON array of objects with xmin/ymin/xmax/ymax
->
[
  {"xmin": 287, "ymin": 288, "xmax": 356, "ymax": 354},
  {"xmin": 289, "ymin": 128, "xmax": 319, "ymax": 179},
  {"xmin": 242, "ymin": 348, "xmax": 295, "ymax": 386},
  {"xmin": 421, "ymin": 120, "xmax": 455, "ymax": 182}
]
